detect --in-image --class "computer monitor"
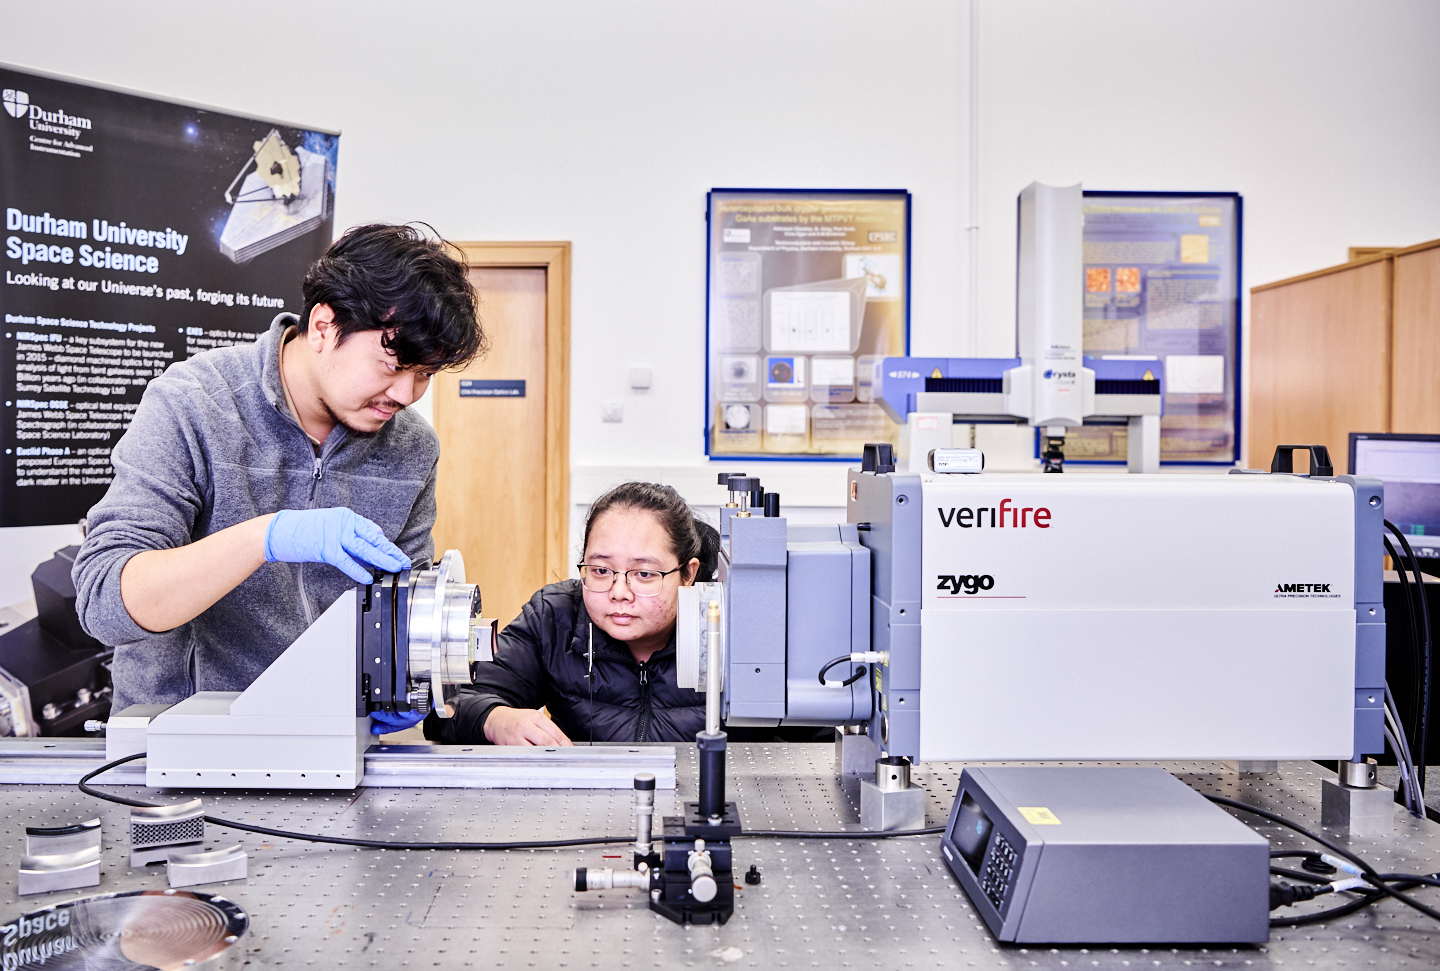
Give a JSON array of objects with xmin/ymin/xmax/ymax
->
[{"xmin": 1349, "ymin": 432, "xmax": 1440, "ymax": 562}]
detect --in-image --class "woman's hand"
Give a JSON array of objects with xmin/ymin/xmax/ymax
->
[{"xmin": 483, "ymin": 706, "xmax": 573, "ymax": 746}]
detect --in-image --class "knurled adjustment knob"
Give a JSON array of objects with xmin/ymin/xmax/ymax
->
[{"xmin": 408, "ymin": 687, "xmax": 431, "ymax": 715}]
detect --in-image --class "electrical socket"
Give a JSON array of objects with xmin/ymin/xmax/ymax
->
[{"xmin": 602, "ymin": 402, "xmax": 623, "ymax": 423}]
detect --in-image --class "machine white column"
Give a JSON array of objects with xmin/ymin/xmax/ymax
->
[
  {"xmin": 1127, "ymin": 414, "xmax": 1161, "ymax": 474},
  {"xmin": 1015, "ymin": 182, "xmax": 1085, "ymax": 429}
]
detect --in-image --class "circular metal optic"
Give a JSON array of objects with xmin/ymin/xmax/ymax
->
[
  {"xmin": 406, "ymin": 550, "xmax": 480, "ymax": 718},
  {"xmin": 17, "ymin": 889, "xmax": 247, "ymax": 968}
]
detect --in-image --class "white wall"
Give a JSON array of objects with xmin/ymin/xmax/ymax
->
[
  {"xmin": 973, "ymin": 0, "xmax": 1440, "ymax": 472},
  {"xmin": 0, "ymin": 523, "xmax": 82, "ymax": 609},
  {"xmin": 3, "ymin": 1, "xmax": 1438, "ymax": 593},
  {"xmin": 0, "ymin": 0, "xmax": 972, "ymax": 578}
]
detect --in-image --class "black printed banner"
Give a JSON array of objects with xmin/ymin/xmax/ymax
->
[{"xmin": 0, "ymin": 64, "xmax": 338, "ymax": 525}]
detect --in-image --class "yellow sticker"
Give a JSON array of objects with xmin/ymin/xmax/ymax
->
[
  {"xmin": 1180, "ymin": 234, "xmax": 1210, "ymax": 263},
  {"xmin": 1018, "ymin": 806, "xmax": 1061, "ymax": 825}
]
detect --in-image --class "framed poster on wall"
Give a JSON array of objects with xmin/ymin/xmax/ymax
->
[
  {"xmin": 1064, "ymin": 191, "xmax": 1242, "ymax": 465},
  {"xmin": 705, "ymin": 189, "xmax": 910, "ymax": 460}
]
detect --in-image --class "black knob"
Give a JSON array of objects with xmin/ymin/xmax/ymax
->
[
  {"xmin": 745, "ymin": 864, "xmax": 761, "ymax": 885},
  {"xmin": 717, "ymin": 471, "xmax": 747, "ymax": 486},
  {"xmin": 728, "ymin": 477, "xmax": 760, "ymax": 493}
]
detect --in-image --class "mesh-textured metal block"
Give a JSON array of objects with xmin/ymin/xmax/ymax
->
[
  {"xmin": 130, "ymin": 799, "xmax": 205, "ymax": 865},
  {"xmin": 131, "ymin": 816, "xmax": 205, "ymax": 848}
]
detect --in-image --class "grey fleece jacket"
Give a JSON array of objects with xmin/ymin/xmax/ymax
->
[{"xmin": 72, "ymin": 313, "xmax": 437, "ymax": 710}]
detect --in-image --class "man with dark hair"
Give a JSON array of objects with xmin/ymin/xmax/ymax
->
[{"xmin": 73, "ymin": 224, "xmax": 483, "ymax": 730}]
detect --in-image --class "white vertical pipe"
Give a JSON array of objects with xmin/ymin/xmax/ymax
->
[{"xmin": 967, "ymin": 0, "xmax": 981, "ymax": 356}]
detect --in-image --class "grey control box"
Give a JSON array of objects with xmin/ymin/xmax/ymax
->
[{"xmin": 940, "ymin": 766, "xmax": 1269, "ymax": 944}]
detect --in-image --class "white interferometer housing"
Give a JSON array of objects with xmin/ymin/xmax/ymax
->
[
  {"xmin": 717, "ymin": 468, "xmax": 1386, "ymax": 767},
  {"xmin": 913, "ymin": 472, "xmax": 1365, "ymax": 762}
]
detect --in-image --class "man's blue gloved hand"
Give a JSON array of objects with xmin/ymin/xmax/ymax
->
[
  {"xmin": 264, "ymin": 508, "xmax": 411, "ymax": 584},
  {"xmin": 370, "ymin": 709, "xmax": 428, "ymax": 736}
]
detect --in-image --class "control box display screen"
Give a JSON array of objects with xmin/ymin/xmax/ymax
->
[{"xmin": 952, "ymin": 790, "xmax": 993, "ymax": 874}]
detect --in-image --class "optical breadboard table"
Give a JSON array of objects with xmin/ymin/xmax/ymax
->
[{"xmin": 2, "ymin": 745, "xmax": 1439, "ymax": 970}]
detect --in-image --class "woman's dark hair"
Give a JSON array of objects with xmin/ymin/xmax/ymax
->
[
  {"xmin": 583, "ymin": 482, "xmax": 720, "ymax": 583},
  {"xmin": 299, "ymin": 223, "xmax": 486, "ymax": 371}
]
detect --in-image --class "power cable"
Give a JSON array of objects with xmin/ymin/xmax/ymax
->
[
  {"xmin": 1384, "ymin": 534, "xmax": 1424, "ymax": 760},
  {"xmin": 79, "ymin": 753, "xmax": 944, "ymax": 849},
  {"xmin": 817, "ymin": 655, "xmax": 868, "ymax": 688},
  {"xmin": 1387, "ymin": 520, "xmax": 1433, "ymax": 796},
  {"xmin": 745, "ymin": 827, "xmax": 943, "ymax": 839},
  {"xmin": 1386, "ymin": 683, "xmax": 1425, "ymax": 815},
  {"xmin": 81, "ymin": 753, "xmax": 637, "ymax": 851},
  {"xmin": 1207, "ymin": 793, "xmax": 1440, "ymax": 924},
  {"xmin": 1384, "ymin": 722, "xmax": 1420, "ymax": 815}
]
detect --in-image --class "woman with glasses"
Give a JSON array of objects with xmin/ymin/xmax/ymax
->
[{"xmin": 426, "ymin": 481, "xmax": 721, "ymax": 745}]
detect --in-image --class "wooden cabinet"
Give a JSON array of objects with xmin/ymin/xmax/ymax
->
[
  {"xmin": 1392, "ymin": 240, "xmax": 1440, "ymax": 434},
  {"xmin": 1247, "ymin": 238, "xmax": 1440, "ymax": 470}
]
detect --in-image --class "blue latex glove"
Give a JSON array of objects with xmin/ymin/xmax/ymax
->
[
  {"xmin": 264, "ymin": 507, "xmax": 411, "ymax": 583},
  {"xmin": 370, "ymin": 709, "xmax": 428, "ymax": 736}
]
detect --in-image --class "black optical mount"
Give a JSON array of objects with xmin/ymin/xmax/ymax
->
[
  {"xmin": 356, "ymin": 570, "xmax": 423, "ymax": 717},
  {"xmin": 647, "ymin": 729, "xmax": 740, "ymax": 926},
  {"xmin": 1041, "ymin": 434, "xmax": 1066, "ymax": 473}
]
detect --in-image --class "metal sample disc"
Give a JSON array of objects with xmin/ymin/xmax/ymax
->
[{"xmin": 1, "ymin": 889, "xmax": 248, "ymax": 969}]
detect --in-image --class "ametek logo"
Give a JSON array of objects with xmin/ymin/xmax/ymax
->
[
  {"xmin": 1275, "ymin": 583, "xmax": 1331, "ymax": 594},
  {"xmin": 2, "ymin": 89, "xmax": 28, "ymax": 119}
]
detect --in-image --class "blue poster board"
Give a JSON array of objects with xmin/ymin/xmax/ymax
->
[
  {"xmin": 705, "ymin": 189, "xmax": 911, "ymax": 461},
  {"xmin": 1065, "ymin": 191, "xmax": 1242, "ymax": 465}
]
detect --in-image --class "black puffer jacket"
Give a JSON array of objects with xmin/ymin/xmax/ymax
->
[{"xmin": 427, "ymin": 579, "xmax": 705, "ymax": 744}]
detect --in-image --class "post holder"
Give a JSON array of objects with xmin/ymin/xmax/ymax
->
[{"xmin": 860, "ymin": 756, "xmax": 926, "ymax": 831}]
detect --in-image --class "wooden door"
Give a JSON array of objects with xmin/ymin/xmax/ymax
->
[{"xmin": 433, "ymin": 244, "xmax": 570, "ymax": 631}]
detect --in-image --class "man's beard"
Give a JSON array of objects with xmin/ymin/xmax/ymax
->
[{"xmin": 320, "ymin": 395, "xmax": 405, "ymax": 438}]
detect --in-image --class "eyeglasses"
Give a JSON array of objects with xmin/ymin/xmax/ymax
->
[{"xmin": 577, "ymin": 563, "xmax": 684, "ymax": 597}]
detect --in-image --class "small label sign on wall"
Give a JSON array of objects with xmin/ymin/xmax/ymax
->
[{"xmin": 460, "ymin": 379, "xmax": 526, "ymax": 398}]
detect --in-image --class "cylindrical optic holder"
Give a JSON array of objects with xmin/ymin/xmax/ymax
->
[
  {"xmin": 697, "ymin": 731, "xmax": 727, "ymax": 820},
  {"xmin": 633, "ymin": 771, "xmax": 657, "ymax": 866}
]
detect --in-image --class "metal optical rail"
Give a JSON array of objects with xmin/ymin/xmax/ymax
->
[{"xmin": 0, "ymin": 737, "xmax": 678, "ymax": 790}]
